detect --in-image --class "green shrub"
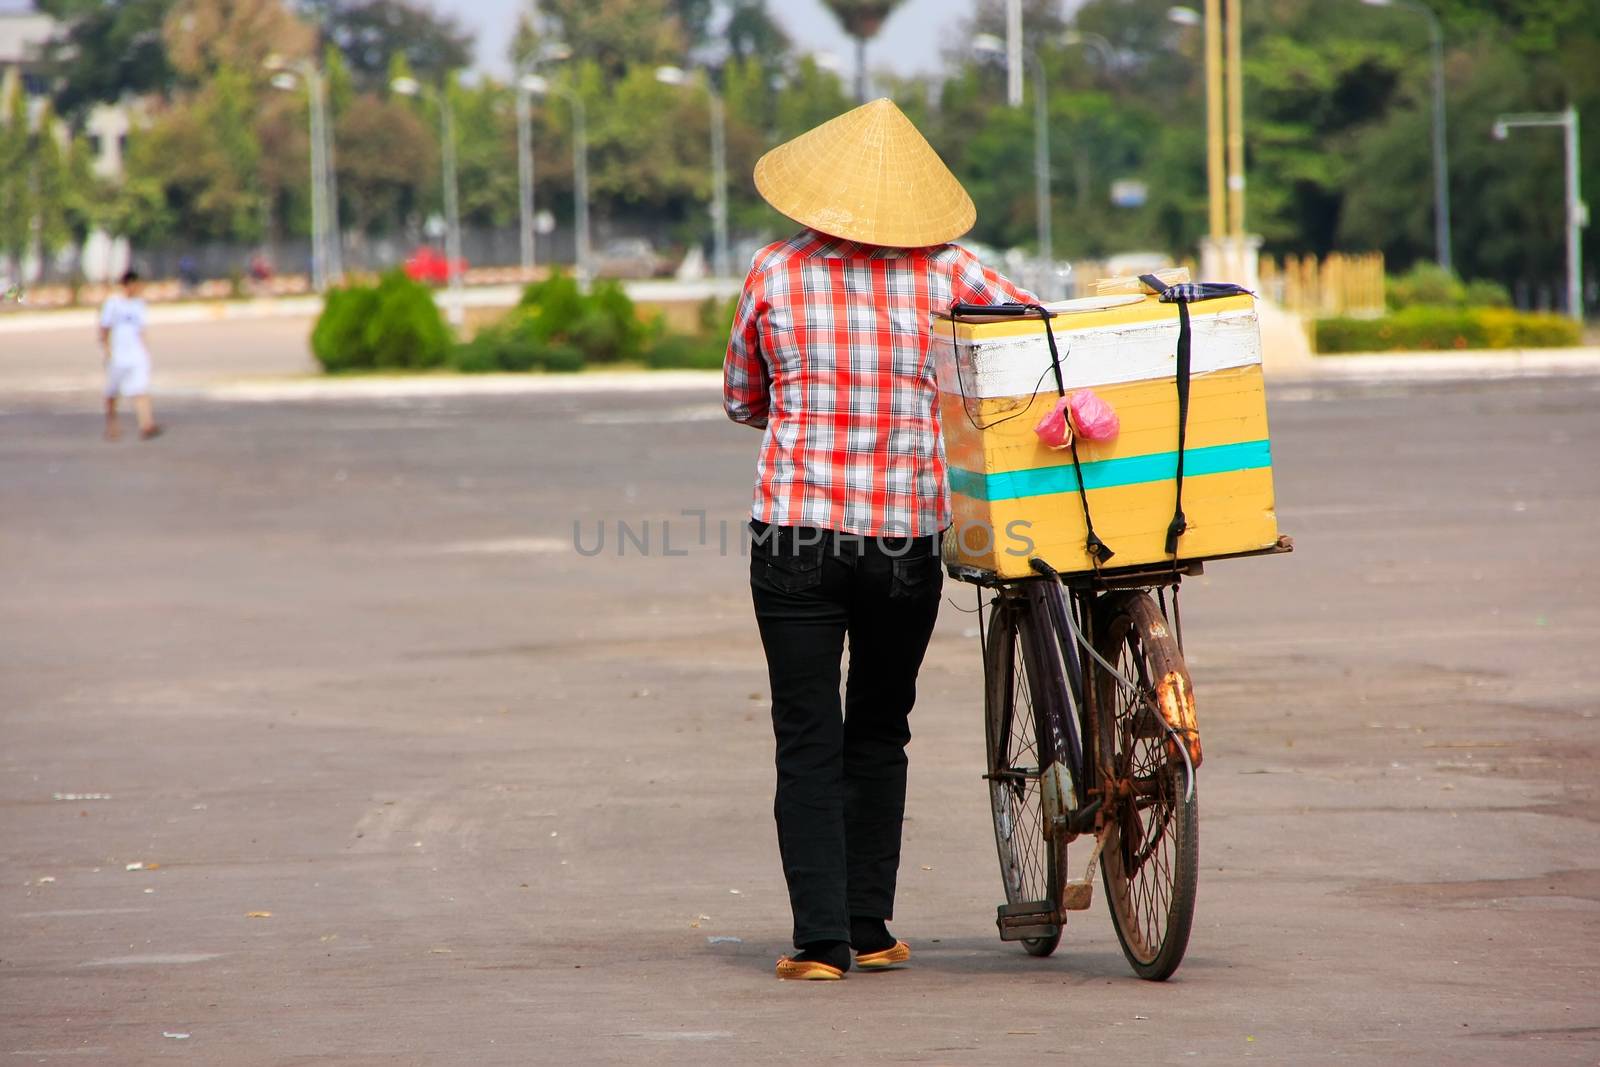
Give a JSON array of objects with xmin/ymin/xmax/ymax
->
[
  {"xmin": 540, "ymin": 343, "xmax": 586, "ymax": 372},
  {"xmin": 646, "ymin": 332, "xmax": 726, "ymax": 369},
  {"xmin": 1504, "ymin": 309, "xmax": 1581, "ymax": 347},
  {"xmin": 1387, "ymin": 263, "xmax": 1512, "ymax": 311},
  {"xmin": 1386, "ymin": 263, "xmax": 1463, "ymax": 310},
  {"xmin": 1462, "ymin": 278, "xmax": 1511, "ymax": 308},
  {"xmin": 1315, "ymin": 306, "xmax": 1580, "ymax": 353},
  {"xmin": 505, "ymin": 271, "xmax": 653, "ymax": 363},
  {"xmin": 311, "ymin": 284, "xmax": 379, "ymax": 372},
  {"xmin": 443, "ymin": 271, "xmax": 735, "ymax": 373},
  {"xmin": 697, "ymin": 294, "xmax": 738, "ymax": 334},
  {"xmin": 311, "ymin": 269, "xmax": 451, "ymax": 372},
  {"xmin": 451, "ymin": 309, "xmax": 588, "ymax": 373}
]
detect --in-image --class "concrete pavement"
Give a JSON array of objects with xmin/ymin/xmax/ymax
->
[{"xmin": 2, "ymin": 374, "xmax": 1598, "ymax": 1064}]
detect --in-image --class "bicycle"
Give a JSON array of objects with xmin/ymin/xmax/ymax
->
[
  {"xmin": 937, "ymin": 286, "xmax": 1291, "ymax": 980},
  {"xmin": 950, "ymin": 553, "xmax": 1212, "ymax": 980}
]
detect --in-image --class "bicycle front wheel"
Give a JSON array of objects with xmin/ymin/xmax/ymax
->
[
  {"xmin": 1092, "ymin": 592, "xmax": 1199, "ymax": 981},
  {"xmin": 983, "ymin": 595, "xmax": 1068, "ymax": 957}
]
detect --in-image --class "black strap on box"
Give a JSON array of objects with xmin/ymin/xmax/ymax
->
[
  {"xmin": 1138, "ymin": 275, "xmax": 1253, "ymax": 558},
  {"xmin": 948, "ymin": 302, "xmax": 1113, "ymax": 565}
]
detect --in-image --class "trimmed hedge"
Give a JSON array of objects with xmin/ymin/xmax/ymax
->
[
  {"xmin": 450, "ymin": 271, "xmax": 658, "ymax": 373},
  {"xmin": 645, "ymin": 333, "xmax": 726, "ymax": 369},
  {"xmin": 1387, "ymin": 263, "xmax": 1512, "ymax": 311},
  {"xmin": 1315, "ymin": 306, "xmax": 1580, "ymax": 353},
  {"xmin": 312, "ymin": 270, "xmax": 452, "ymax": 372},
  {"xmin": 640, "ymin": 294, "xmax": 736, "ymax": 368},
  {"xmin": 453, "ymin": 278, "xmax": 736, "ymax": 373}
]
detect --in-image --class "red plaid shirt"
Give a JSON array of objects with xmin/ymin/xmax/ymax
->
[{"xmin": 724, "ymin": 229, "xmax": 1034, "ymax": 537}]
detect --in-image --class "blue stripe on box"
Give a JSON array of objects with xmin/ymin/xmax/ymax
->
[{"xmin": 948, "ymin": 439, "xmax": 1273, "ymax": 502}]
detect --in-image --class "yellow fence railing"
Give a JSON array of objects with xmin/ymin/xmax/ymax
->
[{"xmin": 1258, "ymin": 252, "xmax": 1386, "ymax": 318}]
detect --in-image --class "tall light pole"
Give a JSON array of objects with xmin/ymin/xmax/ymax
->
[
  {"xmin": 1006, "ymin": 0, "xmax": 1023, "ymax": 108},
  {"xmin": 392, "ymin": 75, "xmax": 464, "ymax": 325},
  {"xmin": 1059, "ymin": 30, "xmax": 1115, "ymax": 68},
  {"xmin": 1360, "ymin": 0, "xmax": 1452, "ymax": 273},
  {"xmin": 1494, "ymin": 107, "xmax": 1587, "ymax": 322},
  {"xmin": 515, "ymin": 78, "xmax": 536, "ymax": 274},
  {"xmin": 975, "ymin": 32, "xmax": 1059, "ymax": 298},
  {"xmin": 522, "ymin": 74, "xmax": 591, "ymax": 286},
  {"xmin": 656, "ymin": 64, "xmax": 731, "ymax": 279},
  {"xmin": 266, "ymin": 56, "xmax": 340, "ymax": 290},
  {"xmin": 515, "ymin": 42, "xmax": 573, "ymax": 276},
  {"xmin": 1169, "ymin": 5, "xmax": 1226, "ymax": 243},
  {"xmin": 1224, "ymin": 0, "xmax": 1244, "ymax": 241}
]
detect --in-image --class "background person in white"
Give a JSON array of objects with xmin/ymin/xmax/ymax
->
[{"xmin": 100, "ymin": 270, "xmax": 162, "ymax": 441}]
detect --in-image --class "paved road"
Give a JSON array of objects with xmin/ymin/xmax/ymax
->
[
  {"xmin": 1, "ymin": 315, "xmax": 319, "ymax": 396},
  {"xmin": 3, "ymin": 377, "xmax": 1598, "ymax": 1065}
]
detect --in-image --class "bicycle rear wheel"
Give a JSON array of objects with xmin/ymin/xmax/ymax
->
[
  {"xmin": 983, "ymin": 595, "xmax": 1068, "ymax": 957},
  {"xmin": 1092, "ymin": 592, "xmax": 1198, "ymax": 981}
]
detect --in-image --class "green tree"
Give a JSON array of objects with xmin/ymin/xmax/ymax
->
[
  {"xmin": 33, "ymin": 106, "xmax": 74, "ymax": 264},
  {"xmin": 37, "ymin": 0, "xmax": 177, "ymax": 124},
  {"xmin": 300, "ymin": 0, "xmax": 474, "ymax": 90},
  {"xmin": 257, "ymin": 79, "xmax": 313, "ymax": 240},
  {"xmin": 533, "ymin": 0, "xmax": 684, "ymax": 78},
  {"xmin": 123, "ymin": 64, "xmax": 265, "ymax": 243},
  {"xmin": 164, "ymin": 0, "xmax": 315, "ymax": 86},
  {"xmin": 452, "ymin": 81, "xmax": 518, "ymax": 230},
  {"xmin": 334, "ymin": 91, "xmax": 434, "ymax": 234},
  {"xmin": 0, "ymin": 84, "xmax": 34, "ymax": 274}
]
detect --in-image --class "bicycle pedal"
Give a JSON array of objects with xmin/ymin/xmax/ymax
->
[
  {"xmin": 996, "ymin": 901, "xmax": 1060, "ymax": 942},
  {"xmin": 1062, "ymin": 879, "xmax": 1094, "ymax": 911}
]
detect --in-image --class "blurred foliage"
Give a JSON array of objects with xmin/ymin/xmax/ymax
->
[
  {"xmin": 164, "ymin": 0, "xmax": 314, "ymax": 84},
  {"xmin": 1386, "ymin": 262, "xmax": 1510, "ymax": 310},
  {"xmin": 453, "ymin": 271, "xmax": 654, "ymax": 371},
  {"xmin": 23, "ymin": 0, "xmax": 1600, "ymax": 307},
  {"xmin": 643, "ymin": 293, "xmax": 736, "ymax": 368},
  {"xmin": 299, "ymin": 0, "xmax": 473, "ymax": 90},
  {"xmin": 0, "ymin": 86, "xmax": 34, "ymax": 271},
  {"xmin": 1315, "ymin": 306, "xmax": 1580, "ymax": 352},
  {"xmin": 456, "ymin": 283, "xmax": 737, "ymax": 372},
  {"xmin": 35, "ymin": 0, "xmax": 176, "ymax": 122},
  {"xmin": 311, "ymin": 268, "xmax": 451, "ymax": 371}
]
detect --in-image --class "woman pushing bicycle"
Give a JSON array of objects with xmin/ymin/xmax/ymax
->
[{"xmin": 723, "ymin": 98, "xmax": 1036, "ymax": 980}]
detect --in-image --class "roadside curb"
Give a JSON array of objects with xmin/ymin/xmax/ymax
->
[
  {"xmin": 0, "ymin": 279, "xmax": 743, "ymax": 336},
  {"xmin": 1288, "ymin": 347, "xmax": 1600, "ymax": 381},
  {"xmin": 195, "ymin": 370, "xmax": 725, "ymax": 402},
  {"xmin": 192, "ymin": 351, "xmax": 1600, "ymax": 402}
]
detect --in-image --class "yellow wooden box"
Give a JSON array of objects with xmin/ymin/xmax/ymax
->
[{"xmin": 932, "ymin": 293, "xmax": 1280, "ymax": 578}]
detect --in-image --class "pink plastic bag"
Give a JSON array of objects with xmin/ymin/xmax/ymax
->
[
  {"xmin": 1068, "ymin": 389, "xmax": 1120, "ymax": 441},
  {"xmin": 1033, "ymin": 397, "xmax": 1073, "ymax": 450}
]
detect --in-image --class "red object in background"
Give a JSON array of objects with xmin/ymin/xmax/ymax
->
[{"xmin": 404, "ymin": 246, "xmax": 467, "ymax": 284}]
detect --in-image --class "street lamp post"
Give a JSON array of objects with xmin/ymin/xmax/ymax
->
[
  {"xmin": 1494, "ymin": 107, "xmax": 1587, "ymax": 322},
  {"xmin": 391, "ymin": 75, "xmax": 464, "ymax": 325},
  {"xmin": 515, "ymin": 43, "xmax": 574, "ymax": 276},
  {"xmin": 975, "ymin": 34, "xmax": 1053, "ymax": 295},
  {"xmin": 1360, "ymin": 0, "xmax": 1452, "ymax": 273},
  {"xmin": 1006, "ymin": 0, "xmax": 1023, "ymax": 108},
  {"xmin": 521, "ymin": 75, "xmax": 591, "ymax": 285},
  {"xmin": 1060, "ymin": 30, "xmax": 1115, "ymax": 68},
  {"xmin": 267, "ymin": 56, "xmax": 341, "ymax": 290},
  {"xmin": 656, "ymin": 65, "xmax": 731, "ymax": 279},
  {"xmin": 515, "ymin": 80, "xmax": 535, "ymax": 274},
  {"xmin": 1168, "ymin": 5, "xmax": 1225, "ymax": 243}
]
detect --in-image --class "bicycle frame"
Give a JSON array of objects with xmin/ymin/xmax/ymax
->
[{"xmin": 976, "ymin": 556, "xmax": 1193, "ymax": 848}]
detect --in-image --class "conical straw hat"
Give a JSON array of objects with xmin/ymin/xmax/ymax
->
[{"xmin": 754, "ymin": 98, "xmax": 976, "ymax": 248}]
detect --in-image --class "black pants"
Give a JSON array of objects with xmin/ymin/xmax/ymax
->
[{"xmin": 748, "ymin": 520, "xmax": 944, "ymax": 947}]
